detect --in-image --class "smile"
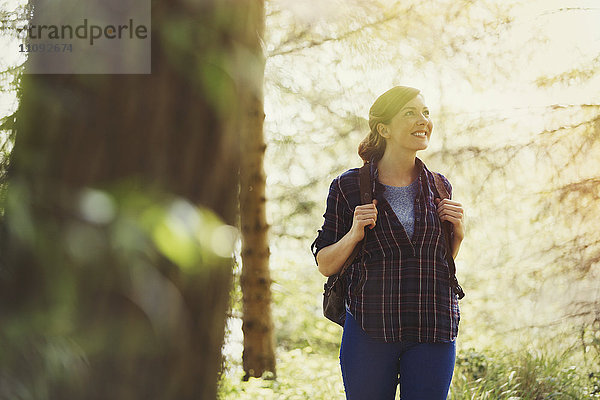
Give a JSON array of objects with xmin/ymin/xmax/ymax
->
[{"xmin": 412, "ymin": 131, "xmax": 427, "ymax": 137}]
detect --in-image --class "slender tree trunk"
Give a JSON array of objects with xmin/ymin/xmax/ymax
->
[
  {"xmin": 0, "ymin": 0, "xmax": 261, "ymax": 398},
  {"xmin": 238, "ymin": 0, "xmax": 276, "ymax": 381}
]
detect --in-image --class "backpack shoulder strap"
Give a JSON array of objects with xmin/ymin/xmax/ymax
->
[
  {"xmin": 433, "ymin": 172, "xmax": 450, "ymax": 200},
  {"xmin": 337, "ymin": 163, "xmax": 371, "ymax": 277},
  {"xmin": 432, "ymin": 172, "xmax": 465, "ymax": 299},
  {"xmin": 359, "ymin": 162, "xmax": 372, "ymax": 204}
]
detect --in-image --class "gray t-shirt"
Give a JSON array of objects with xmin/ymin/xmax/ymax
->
[{"xmin": 382, "ymin": 178, "xmax": 419, "ymax": 239}]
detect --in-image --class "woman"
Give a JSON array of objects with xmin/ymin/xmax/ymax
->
[{"xmin": 311, "ymin": 86, "xmax": 465, "ymax": 399}]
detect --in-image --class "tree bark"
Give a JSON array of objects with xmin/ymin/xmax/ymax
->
[
  {"xmin": 238, "ymin": 0, "xmax": 276, "ymax": 381},
  {"xmin": 0, "ymin": 0, "xmax": 261, "ymax": 399}
]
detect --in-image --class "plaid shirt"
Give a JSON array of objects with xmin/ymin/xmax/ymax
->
[{"xmin": 312, "ymin": 158, "xmax": 460, "ymax": 343}]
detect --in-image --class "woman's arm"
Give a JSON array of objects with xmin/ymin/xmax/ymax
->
[
  {"xmin": 435, "ymin": 198, "xmax": 465, "ymax": 258},
  {"xmin": 450, "ymin": 231, "xmax": 464, "ymax": 259},
  {"xmin": 316, "ymin": 199, "xmax": 378, "ymax": 277}
]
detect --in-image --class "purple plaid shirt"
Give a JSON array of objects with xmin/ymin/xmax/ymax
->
[{"xmin": 312, "ymin": 158, "xmax": 460, "ymax": 343}]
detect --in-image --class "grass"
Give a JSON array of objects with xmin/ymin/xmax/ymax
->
[{"xmin": 450, "ymin": 347, "xmax": 596, "ymax": 399}]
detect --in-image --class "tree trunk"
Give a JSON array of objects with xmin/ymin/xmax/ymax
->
[
  {"xmin": 238, "ymin": 0, "xmax": 276, "ymax": 381},
  {"xmin": 0, "ymin": 0, "xmax": 262, "ymax": 399}
]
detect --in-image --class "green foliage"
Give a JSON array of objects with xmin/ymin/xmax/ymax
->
[{"xmin": 270, "ymin": 261, "xmax": 341, "ymax": 355}]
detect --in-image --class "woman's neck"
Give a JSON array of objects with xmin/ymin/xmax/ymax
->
[{"xmin": 377, "ymin": 149, "xmax": 419, "ymax": 187}]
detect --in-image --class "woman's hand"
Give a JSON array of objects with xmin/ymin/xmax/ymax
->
[
  {"xmin": 316, "ymin": 199, "xmax": 378, "ymax": 277},
  {"xmin": 435, "ymin": 198, "xmax": 465, "ymax": 257},
  {"xmin": 349, "ymin": 199, "xmax": 378, "ymax": 242}
]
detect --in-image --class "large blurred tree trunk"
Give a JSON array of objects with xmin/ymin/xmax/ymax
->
[
  {"xmin": 238, "ymin": 0, "xmax": 275, "ymax": 380},
  {"xmin": 0, "ymin": 1, "xmax": 262, "ymax": 399}
]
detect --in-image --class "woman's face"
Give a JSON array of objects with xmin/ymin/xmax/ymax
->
[{"xmin": 380, "ymin": 94, "xmax": 433, "ymax": 153}]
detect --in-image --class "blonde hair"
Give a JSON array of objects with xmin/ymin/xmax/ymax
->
[{"xmin": 358, "ymin": 86, "xmax": 420, "ymax": 163}]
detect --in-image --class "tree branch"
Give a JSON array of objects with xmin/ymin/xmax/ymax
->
[{"xmin": 268, "ymin": 11, "xmax": 406, "ymax": 58}]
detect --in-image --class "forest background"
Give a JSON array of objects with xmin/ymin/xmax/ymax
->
[{"xmin": 1, "ymin": 0, "xmax": 600, "ymax": 399}]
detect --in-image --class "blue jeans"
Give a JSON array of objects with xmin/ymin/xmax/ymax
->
[{"xmin": 340, "ymin": 311, "xmax": 455, "ymax": 400}]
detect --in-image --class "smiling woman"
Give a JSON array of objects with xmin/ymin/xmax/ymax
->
[{"xmin": 312, "ymin": 86, "xmax": 465, "ymax": 400}]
